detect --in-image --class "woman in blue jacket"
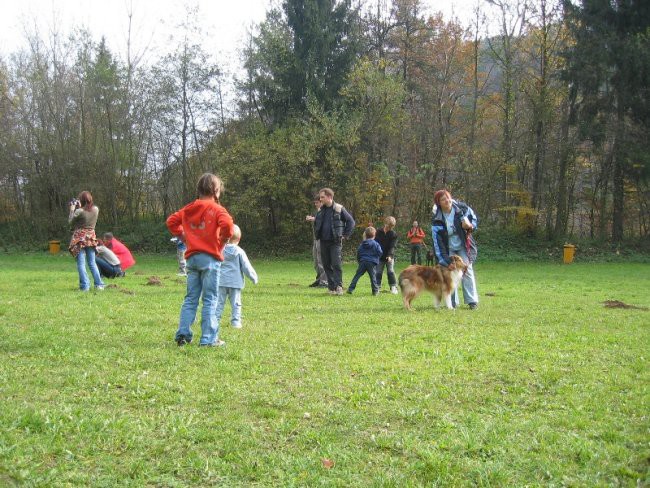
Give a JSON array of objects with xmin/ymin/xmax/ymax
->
[{"xmin": 431, "ymin": 189, "xmax": 479, "ymax": 309}]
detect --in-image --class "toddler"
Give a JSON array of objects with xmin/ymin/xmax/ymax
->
[{"xmin": 215, "ymin": 225, "xmax": 258, "ymax": 329}]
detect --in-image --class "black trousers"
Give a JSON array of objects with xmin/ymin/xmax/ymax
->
[
  {"xmin": 348, "ymin": 261, "xmax": 379, "ymax": 293},
  {"xmin": 410, "ymin": 243, "xmax": 423, "ymax": 264},
  {"xmin": 320, "ymin": 240, "xmax": 343, "ymax": 290}
]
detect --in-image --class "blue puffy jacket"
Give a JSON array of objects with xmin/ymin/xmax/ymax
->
[
  {"xmin": 356, "ymin": 239, "xmax": 383, "ymax": 265},
  {"xmin": 431, "ymin": 200, "xmax": 478, "ymax": 266}
]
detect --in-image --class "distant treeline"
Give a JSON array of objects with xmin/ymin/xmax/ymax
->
[{"xmin": 0, "ymin": 0, "xmax": 648, "ymax": 247}]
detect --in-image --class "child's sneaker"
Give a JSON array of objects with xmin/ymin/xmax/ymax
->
[
  {"xmin": 390, "ymin": 286, "xmax": 399, "ymax": 295},
  {"xmin": 232, "ymin": 323, "xmax": 243, "ymax": 329},
  {"xmin": 335, "ymin": 286, "xmax": 344, "ymax": 296},
  {"xmin": 346, "ymin": 289, "xmax": 353, "ymax": 294},
  {"xmin": 176, "ymin": 335, "xmax": 192, "ymax": 346},
  {"xmin": 200, "ymin": 339, "xmax": 226, "ymax": 347}
]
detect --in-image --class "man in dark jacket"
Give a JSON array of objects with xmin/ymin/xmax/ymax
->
[{"xmin": 313, "ymin": 188, "xmax": 356, "ymax": 295}]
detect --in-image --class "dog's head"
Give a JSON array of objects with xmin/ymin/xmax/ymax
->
[{"xmin": 449, "ymin": 254, "xmax": 468, "ymax": 274}]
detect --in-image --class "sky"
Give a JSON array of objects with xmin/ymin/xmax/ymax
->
[
  {"xmin": 0, "ymin": 0, "xmax": 484, "ymax": 107},
  {"xmin": 0, "ymin": 0, "xmax": 484, "ymax": 59}
]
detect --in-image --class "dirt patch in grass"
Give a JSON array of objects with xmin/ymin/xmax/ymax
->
[
  {"xmin": 603, "ymin": 300, "xmax": 648, "ymax": 310},
  {"xmin": 146, "ymin": 276, "xmax": 163, "ymax": 286}
]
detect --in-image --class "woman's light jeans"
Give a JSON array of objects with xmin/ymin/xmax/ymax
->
[
  {"xmin": 76, "ymin": 247, "xmax": 104, "ymax": 291},
  {"xmin": 450, "ymin": 246, "xmax": 479, "ymax": 307}
]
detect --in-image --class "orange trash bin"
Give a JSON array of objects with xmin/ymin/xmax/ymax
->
[
  {"xmin": 48, "ymin": 240, "xmax": 61, "ymax": 254},
  {"xmin": 563, "ymin": 244, "xmax": 575, "ymax": 264}
]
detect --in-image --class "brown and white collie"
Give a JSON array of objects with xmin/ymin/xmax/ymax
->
[{"xmin": 398, "ymin": 255, "xmax": 468, "ymax": 310}]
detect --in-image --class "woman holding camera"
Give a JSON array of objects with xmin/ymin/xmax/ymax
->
[{"xmin": 68, "ymin": 191, "xmax": 105, "ymax": 291}]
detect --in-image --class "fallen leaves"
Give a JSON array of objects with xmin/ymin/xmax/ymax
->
[{"xmin": 321, "ymin": 458, "xmax": 335, "ymax": 469}]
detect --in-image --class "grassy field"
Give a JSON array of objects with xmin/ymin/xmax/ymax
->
[{"xmin": 0, "ymin": 253, "xmax": 648, "ymax": 486}]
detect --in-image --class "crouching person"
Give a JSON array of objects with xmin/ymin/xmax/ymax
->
[{"xmin": 96, "ymin": 241, "xmax": 124, "ymax": 278}]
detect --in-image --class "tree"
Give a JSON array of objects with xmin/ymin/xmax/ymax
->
[
  {"xmin": 241, "ymin": 1, "xmax": 361, "ymax": 127},
  {"xmin": 157, "ymin": 7, "xmax": 223, "ymax": 203},
  {"xmin": 486, "ymin": 0, "xmax": 529, "ymax": 224},
  {"xmin": 563, "ymin": 0, "xmax": 650, "ymax": 241},
  {"xmin": 283, "ymin": 0, "xmax": 361, "ymax": 112}
]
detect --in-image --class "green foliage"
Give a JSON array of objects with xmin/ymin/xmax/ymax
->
[
  {"xmin": 242, "ymin": 0, "xmax": 360, "ymax": 127},
  {"xmin": 283, "ymin": 0, "xmax": 361, "ymax": 113},
  {"xmin": 563, "ymin": 0, "xmax": 650, "ymax": 241},
  {"xmin": 474, "ymin": 226, "xmax": 650, "ymax": 263},
  {"xmin": 2, "ymin": 0, "xmax": 650, "ymax": 253},
  {"xmin": 0, "ymin": 255, "xmax": 648, "ymax": 485}
]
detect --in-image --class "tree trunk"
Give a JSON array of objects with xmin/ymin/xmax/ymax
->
[
  {"xmin": 554, "ymin": 96, "xmax": 572, "ymax": 238},
  {"xmin": 611, "ymin": 105, "xmax": 625, "ymax": 242}
]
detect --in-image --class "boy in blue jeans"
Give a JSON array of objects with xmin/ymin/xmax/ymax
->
[
  {"xmin": 346, "ymin": 227, "xmax": 383, "ymax": 295},
  {"xmin": 215, "ymin": 225, "xmax": 258, "ymax": 330}
]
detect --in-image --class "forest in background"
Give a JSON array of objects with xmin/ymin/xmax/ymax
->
[{"xmin": 0, "ymin": 0, "xmax": 648, "ymax": 252}]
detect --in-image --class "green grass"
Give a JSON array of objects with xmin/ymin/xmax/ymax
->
[{"xmin": 0, "ymin": 253, "xmax": 648, "ymax": 486}]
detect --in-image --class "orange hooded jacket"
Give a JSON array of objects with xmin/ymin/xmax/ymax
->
[{"xmin": 166, "ymin": 199, "xmax": 234, "ymax": 261}]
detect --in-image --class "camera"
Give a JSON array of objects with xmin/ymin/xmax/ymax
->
[{"xmin": 69, "ymin": 198, "xmax": 80, "ymax": 208}]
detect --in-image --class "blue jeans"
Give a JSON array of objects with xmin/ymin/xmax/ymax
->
[
  {"xmin": 215, "ymin": 287, "xmax": 243, "ymax": 327},
  {"xmin": 176, "ymin": 253, "xmax": 221, "ymax": 345},
  {"xmin": 376, "ymin": 259, "xmax": 397, "ymax": 287},
  {"xmin": 347, "ymin": 261, "xmax": 379, "ymax": 293},
  {"xmin": 76, "ymin": 247, "xmax": 104, "ymax": 291},
  {"xmin": 450, "ymin": 246, "xmax": 479, "ymax": 307},
  {"xmin": 95, "ymin": 257, "xmax": 123, "ymax": 278}
]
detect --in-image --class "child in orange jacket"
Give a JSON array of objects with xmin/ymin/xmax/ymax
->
[{"xmin": 166, "ymin": 173, "xmax": 234, "ymax": 347}]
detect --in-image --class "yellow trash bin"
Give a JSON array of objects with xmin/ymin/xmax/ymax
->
[
  {"xmin": 563, "ymin": 244, "xmax": 575, "ymax": 264},
  {"xmin": 48, "ymin": 240, "xmax": 61, "ymax": 254}
]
